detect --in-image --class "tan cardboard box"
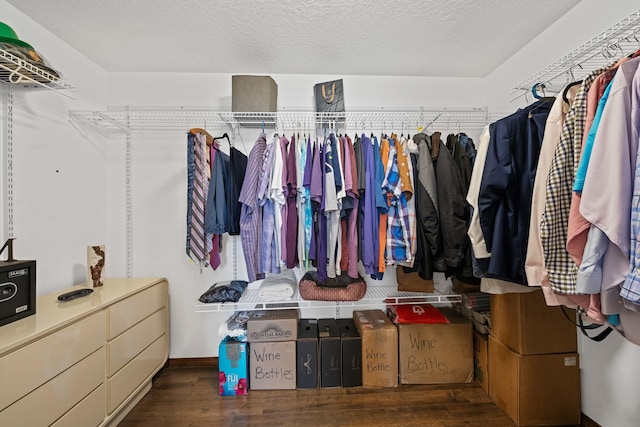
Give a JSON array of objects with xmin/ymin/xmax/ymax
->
[
  {"xmin": 473, "ymin": 331, "xmax": 489, "ymax": 392},
  {"xmin": 247, "ymin": 309, "xmax": 299, "ymax": 343},
  {"xmin": 249, "ymin": 341, "xmax": 296, "ymax": 390},
  {"xmin": 488, "ymin": 336, "xmax": 581, "ymax": 426},
  {"xmin": 353, "ymin": 309, "xmax": 398, "ymax": 387},
  {"xmin": 397, "ymin": 309, "xmax": 473, "ymax": 384},
  {"xmin": 490, "ymin": 290, "xmax": 576, "ymax": 355}
]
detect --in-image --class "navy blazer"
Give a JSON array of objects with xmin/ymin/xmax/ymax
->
[{"xmin": 478, "ymin": 100, "xmax": 552, "ymax": 285}]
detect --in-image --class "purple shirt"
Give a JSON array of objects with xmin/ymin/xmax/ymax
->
[
  {"xmin": 285, "ymin": 135, "xmax": 299, "ymax": 268},
  {"xmin": 279, "ymin": 136, "xmax": 290, "ymax": 264},
  {"xmin": 361, "ymin": 134, "xmax": 379, "ymax": 274},
  {"xmin": 238, "ymin": 134, "xmax": 267, "ymax": 282}
]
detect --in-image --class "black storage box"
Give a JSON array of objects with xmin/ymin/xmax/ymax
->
[
  {"xmin": 297, "ymin": 319, "xmax": 319, "ymax": 389},
  {"xmin": 336, "ymin": 318, "xmax": 362, "ymax": 387},
  {"xmin": 318, "ymin": 318, "xmax": 341, "ymax": 388},
  {"xmin": 0, "ymin": 260, "xmax": 36, "ymax": 327}
]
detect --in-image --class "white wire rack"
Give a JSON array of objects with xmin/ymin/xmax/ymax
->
[
  {"xmin": 0, "ymin": 47, "xmax": 74, "ymax": 96},
  {"xmin": 69, "ymin": 107, "xmax": 495, "ymax": 134},
  {"xmin": 512, "ymin": 9, "xmax": 640, "ymax": 97},
  {"xmin": 194, "ymin": 280, "xmax": 461, "ymax": 313}
]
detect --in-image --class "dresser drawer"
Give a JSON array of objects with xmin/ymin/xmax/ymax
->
[
  {"xmin": 0, "ymin": 347, "xmax": 105, "ymax": 427},
  {"xmin": 108, "ymin": 282, "xmax": 167, "ymax": 339},
  {"xmin": 51, "ymin": 383, "xmax": 105, "ymax": 427},
  {"xmin": 108, "ymin": 334, "xmax": 167, "ymax": 413},
  {"xmin": 0, "ymin": 310, "xmax": 105, "ymax": 411},
  {"xmin": 108, "ymin": 307, "xmax": 167, "ymax": 377}
]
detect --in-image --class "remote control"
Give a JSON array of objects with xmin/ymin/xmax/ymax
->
[{"xmin": 57, "ymin": 288, "xmax": 94, "ymax": 302}]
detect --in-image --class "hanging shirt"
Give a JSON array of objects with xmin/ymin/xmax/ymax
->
[
  {"xmin": 399, "ymin": 136, "xmax": 418, "ymax": 268},
  {"xmin": 376, "ymin": 137, "xmax": 390, "ymax": 277},
  {"xmin": 325, "ymin": 136, "xmax": 341, "ymax": 279},
  {"xmin": 345, "ymin": 135, "xmax": 360, "ymax": 278},
  {"xmin": 540, "ymin": 69, "xmax": 605, "ymax": 295},
  {"xmin": 296, "ymin": 135, "xmax": 308, "ymax": 270},
  {"xmin": 580, "ymin": 58, "xmax": 640, "ymax": 310},
  {"xmin": 622, "ymin": 63, "xmax": 640, "ymax": 305},
  {"xmin": 382, "ymin": 142, "xmax": 411, "ymax": 265},
  {"xmin": 227, "ymin": 147, "xmax": 248, "ymax": 235},
  {"xmin": 204, "ymin": 145, "xmax": 229, "ymax": 235},
  {"xmin": 239, "ymin": 134, "xmax": 267, "ymax": 282},
  {"xmin": 258, "ymin": 138, "xmax": 280, "ymax": 275},
  {"xmin": 302, "ymin": 137, "xmax": 313, "ymax": 268},
  {"xmin": 208, "ymin": 144, "xmax": 220, "ymax": 270},
  {"xmin": 573, "ymin": 80, "xmax": 614, "ymax": 194},
  {"xmin": 565, "ymin": 75, "xmax": 607, "ymax": 269},
  {"xmin": 361, "ymin": 134, "xmax": 379, "ymax": 275},
  {"xmin": 268, "ymin": 135, "xmax": 285, "ymax": 268},
  {"xmin": 285, "ymin": 135, "xmax": 298, "ymax": 268}
]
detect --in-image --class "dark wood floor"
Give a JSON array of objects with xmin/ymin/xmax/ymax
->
[{"xmin": 119, "ymin": 361, "xmax": 583, "ymax": 427}]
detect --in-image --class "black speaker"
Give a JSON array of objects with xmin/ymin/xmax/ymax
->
[{"xmin": 0, "ymin": 260, "xmax": 36, "ymax": 327}]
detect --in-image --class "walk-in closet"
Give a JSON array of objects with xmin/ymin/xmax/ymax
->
[{"xmin": 1, "ymin": 1, "xmax": 639, "ymax": 426}]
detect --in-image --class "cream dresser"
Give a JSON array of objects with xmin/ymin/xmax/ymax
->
[{"xmin": 0, "ymin": 277, "xmax": 169, "ymax": 427}]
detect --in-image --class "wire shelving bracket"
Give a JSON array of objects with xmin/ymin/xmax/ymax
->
[
  {"xmin": 69, "ymin": 107, "xmax": 494, "ymax": 134},
  {"xmin": 512, "ymin": 9, "xmax": 640, "ymax": 97}
]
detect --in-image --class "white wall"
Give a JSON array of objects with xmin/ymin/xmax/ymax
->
[
  {"xmin": 484, "ymin": 2, "xmax": 640, "ymax": 427},
  {"xmin": 0, "ymin": 0, "xmax": 109, "ymax": 295}
]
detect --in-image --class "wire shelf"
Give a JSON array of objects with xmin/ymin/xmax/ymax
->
[
  {"xmin": 69, "ymin": 107, "xmax": 494, "ymax": 134},
  {"xmin": 194, "ymin": 281, "xmax": 461, "ymax": 313},
  {"xmin": 512, "ymin": 9, "xmax": 640, "ymax": 96},
  {"xmin": 0, "ymin": 47, "xmax": 74, "ymax": 94}
]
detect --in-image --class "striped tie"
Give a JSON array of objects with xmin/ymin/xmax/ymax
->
[{"xmin": 191, "ymin": 134, "xmax": 208, "ymax": 264}]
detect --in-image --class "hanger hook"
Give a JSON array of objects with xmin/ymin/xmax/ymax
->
[{"xmin": 531, "ymin": 82, "xmax": 546, "ymax": 99}]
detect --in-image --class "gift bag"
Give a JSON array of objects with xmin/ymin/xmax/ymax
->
[{"xmin": 314, "ymin": 79, "xmax": 345, "ymax": 113}]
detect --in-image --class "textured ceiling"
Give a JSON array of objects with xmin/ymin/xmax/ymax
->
[{"xmin": 7, "ymin": 0, "xmax": 580, "ymax": 77}]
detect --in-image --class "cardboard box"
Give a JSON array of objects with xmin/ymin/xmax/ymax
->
[
  {"xmin": 397, "ymin": 308, "xmax": 473, "ymax": 384},
  {"xmin": 490, "ymin": 290, "xmax": 576, "ymax": 355},
  {"xmin": 247, "ymin": 309, "xmax": 299, "ymax": 343},
  {"xmin": 249, "ymin": 341, "xmax": 296, "ymax": 389},
  {"xmin": 218, "ymin": 339, "xmax": 248, "ymax": 396},
  {"xmin": 489, "ymin": 336, "xmax": 581, "ymax": 426},
  {"xmin": 353, "ymin": 310, "xmax": 398, "ymax": 387},
  {"xmin": 318, "ymin": 318, "xmax": 341, "ymax": 388},
  {"xmin": 297, "ymin": 319, "xmax": 319, "ymax": 389},
  {"xmin": 474, "ymin": 331, "xmax": 489, "ymax": 392},
  {"xmin": 336, "ymin": 318, "xmax": 362, "ymax": 387},
  {"xmin": 232, "ymin": 75, "xmax": 278, "ymax": 113}
]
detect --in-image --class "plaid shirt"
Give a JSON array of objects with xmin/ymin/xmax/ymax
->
[
  {"xmin": 382, "ymin": 144, "xmax": 412, "ymax": 264},
  {"xmin": 621, "ymin": 65, "xmax": 640, "ymax": 304},
  {"xmin": 540, "ymin": 69, "xmax": 605, "ymax": 294}
]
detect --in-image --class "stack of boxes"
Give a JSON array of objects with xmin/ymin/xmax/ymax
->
[
  {"xmin": 389, "ymin": 305, "xmax": 474, "ymax": 385},
  {"xmin": 488, "ymin": 290, "xmax": 581, "ymax": 426},
  {"xmin": 247, "ymin": 309, "xmax": 299, "ymax": 390},
  {"xmin": 217, "ymin": 296, "xmax": 580, "ymax": 406}
]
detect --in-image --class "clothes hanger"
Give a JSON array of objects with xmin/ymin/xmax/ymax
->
[
  {"xmin": 562, "ymin": 79, "xmax": 583, "ymax": 104},
  {"xmin": 213, "ymin": 132, "xmax": 231, "ymax": 147},
  {"xmin": 189, "ymin": 127, "xmax": 214, "ymax": 146}
]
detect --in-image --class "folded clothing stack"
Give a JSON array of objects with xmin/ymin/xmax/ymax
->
[
  {"xmin": 199, "ymin": 280, "xmax": 248, "ymax": 304},
  {"xmin": 258, "ymin": 269, "xmax": 297, "ymax": 301}
]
